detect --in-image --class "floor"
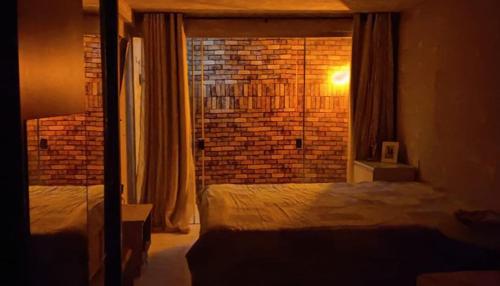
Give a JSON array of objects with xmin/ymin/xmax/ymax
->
[{"xmin": 135, "ymin": 224, "xmax": 200, "ymax": 286}]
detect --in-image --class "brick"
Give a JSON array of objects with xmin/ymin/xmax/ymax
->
[{"xmin": 191, "ymin": 38, "xmax": 349, "ymax": 187}]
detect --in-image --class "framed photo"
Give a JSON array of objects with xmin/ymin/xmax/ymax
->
[{"xmin": 381, "ymin": 141, "xmax": 399, "ymax": 163}]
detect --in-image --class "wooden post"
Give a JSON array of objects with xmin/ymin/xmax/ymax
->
[
  {"xmin": 3, "ymin": 1, "xmax": 29, "ymax": 285},
  {"xmin": 100, "ymin": 0, "xmax": 122, "ymax": 285}
]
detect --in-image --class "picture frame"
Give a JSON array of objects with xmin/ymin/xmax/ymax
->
[{"xmin": 381, "ymin": 141, "xmax": 399, "ymax": 163}]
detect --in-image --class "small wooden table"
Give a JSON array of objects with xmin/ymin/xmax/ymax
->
[
  {"xmin": 122, "ymin": 204, "xmax": 153, "ymax": 279},
  {"xmin": 353, "ymin": 160, "xmax": 417, "ymax": 183}
]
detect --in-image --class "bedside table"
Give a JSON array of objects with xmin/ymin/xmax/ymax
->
[
  {"xmin": 353, "ymin": 160, "xmax": 416, "ymax": 183},
  {"xmin": 122, "ymin": 204, "xmax": 153, "ymax": 279}
]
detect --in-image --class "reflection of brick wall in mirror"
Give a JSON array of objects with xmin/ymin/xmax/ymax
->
[{"xmin": 26, "ymin": 35, "xmax": 104, "ymax": 186}]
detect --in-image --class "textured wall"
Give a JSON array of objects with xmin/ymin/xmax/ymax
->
[
  {"xmin": 188, "ymin": 37, "xmax": 351, "ymax": 186},
  {"xmin": 398, "ymin": 0, "xmax": 500, "ymax": 208},
  {"xmin": 27, "ymin": 35, "xmax": 104, "ymax": 185}
]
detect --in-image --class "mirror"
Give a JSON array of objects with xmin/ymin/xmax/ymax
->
[{"xmin": 23, "ymin": 1, "xmax": 105, "ymax": 285}]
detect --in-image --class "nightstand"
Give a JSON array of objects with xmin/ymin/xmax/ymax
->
[
  {"xmin": 353, "ymin": 160, "xmax": 417, "ymax": 183},
  {"xmin": 122, "ymin": 204, "xmax": 153, "ymax": 279}
]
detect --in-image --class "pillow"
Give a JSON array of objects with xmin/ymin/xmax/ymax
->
[{"xmin": 455, "ymin": 209, "xmax": 500, "ymax": 231}]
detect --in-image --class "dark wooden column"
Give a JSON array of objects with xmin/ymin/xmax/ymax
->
[
  {"xmin": 100, "ymin": 0, "xmax": 122, "ymax": 285},
  {"xmin": 3, "ymin": 1, "xmax": 29, "ymax": 285}
]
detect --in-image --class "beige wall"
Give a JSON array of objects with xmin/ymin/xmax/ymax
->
[
  {"xmin": 18, "ymin": 0, "xmax": 85, "ymax": 120},
  {"xmin": 397, "ymin": 0, "xmax": 500, "ymax": 208}
]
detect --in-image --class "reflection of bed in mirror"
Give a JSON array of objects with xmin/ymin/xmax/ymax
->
[{"xmin": 29, "ymin": 185, "xmax": 104, "ymax": 286}]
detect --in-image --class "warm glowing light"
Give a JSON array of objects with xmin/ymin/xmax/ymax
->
[{"xmin": 330, "ymin": 70, "xmax": 350, "ymax": 86}]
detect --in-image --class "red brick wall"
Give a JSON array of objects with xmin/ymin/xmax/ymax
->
[
  {"xmin": 188, "ymin": 37, "xmax": 351, "ymax": 186},
  {"xmin": 26, "ymin": 36, "xmax": 350, "ymax": 186},
  {"xmin": 27, "ymin": 35, "xmax": 104, "ymax": 185}
]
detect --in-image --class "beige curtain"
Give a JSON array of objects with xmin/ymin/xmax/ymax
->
[
  {"xmin": 141, "ymin": 13, "xmax": 195, "ymax": 233},
  {"xmin": 348, "ymin": 13, "xmax": 396, "ymax": 179}
]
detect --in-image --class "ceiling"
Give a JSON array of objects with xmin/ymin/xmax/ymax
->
[{"xmin": 83, "ymin": 0, "xmax": 426, "ymax": 14}]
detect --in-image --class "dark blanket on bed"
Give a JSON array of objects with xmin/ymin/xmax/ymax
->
[{"xmin": 187, "ymin": 226, "xmax": 500, "ymax": 286}]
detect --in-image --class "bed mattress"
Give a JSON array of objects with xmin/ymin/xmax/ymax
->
[
  {"xmin": 29, "ymin": 185, "xmax": 104, "ymax": 286},
  {"xmin": 187, "ymin": 182, "xmax": 500, "ymax": 286}
]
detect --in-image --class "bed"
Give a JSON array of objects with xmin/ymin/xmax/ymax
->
[
  {"xmin": 29, "ymin": 185, "xmax": 104, "ymax": 286},
  {"xmin": 187, "ymin": 182, "xmax": 500, "ymax": 286}
]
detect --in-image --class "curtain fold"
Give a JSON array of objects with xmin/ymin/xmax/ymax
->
[
  {"xmin": 141, "ymin": 13, "xmax": 195, "ymax": 233},
  {"xmin": 349, "ymin": 13, "xmax": 396, "ymax": 178}
]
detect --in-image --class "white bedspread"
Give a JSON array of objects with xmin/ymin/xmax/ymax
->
[
  {"xmin": 199, "ymin": 182, "xmax": 500, "ymax": 250},
  {"xmin": 30, "ymin": 185, "xmax": 104, "ymax": 234},
  {"xmin": 29, "ymin": 185, "xmax": 104, "ymax": 285}
]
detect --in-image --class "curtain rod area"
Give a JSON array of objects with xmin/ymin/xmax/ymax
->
[
  {"xmin": 134, "ymin": 12, "xmax": 354, "ymax": 20},
  {"xmin": 131, "ymin": 13, "xmax": 354, "ymax": 38},
  {"xmin": 183, "ymin": 17, "xmax": 353, "ymax": 38},
  {"xmin": 183, "ymin": 13, "xmax": 355, "ymax": 20}
]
